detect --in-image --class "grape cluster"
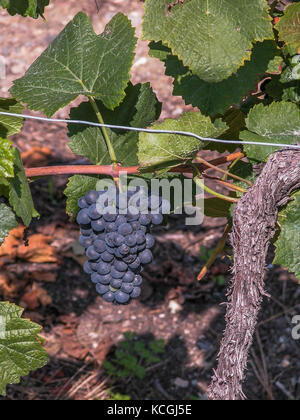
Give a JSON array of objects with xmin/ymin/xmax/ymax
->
[{"xmin": 77, "ymin": 189, "xmax": 165, "ymax": 305}]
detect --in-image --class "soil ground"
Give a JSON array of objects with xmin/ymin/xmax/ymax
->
[{"xmin": 0, "ymin": 0, "xmax": 299, "ymax": 401}]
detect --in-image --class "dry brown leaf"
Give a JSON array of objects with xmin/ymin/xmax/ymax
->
[
  {"xmin": 21, "ymin": 146, "xmax": 52, "ymax": 168},
  {"xmin": 0, "ymin": 225, "xmax": 26, "ymax": 258},
  {"xmin": 17, "ymin": 234, "xmax": 59, "ymax": 263}
]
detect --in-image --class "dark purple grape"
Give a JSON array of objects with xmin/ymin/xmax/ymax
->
[
  {"xmin": 118, "ymin": 223, "xmax": 133, "ymax": 236},
  {"xmin": 106, "ymin": 222, "xmax": 117, "ymax": 232},
  {"xmin": 114, "ymin": 234, "xmax": 125, "ymax": 247},
  {"xmin": 133, "ymin": 275, "xmax": 143, "ymax": 287},
  {"xmin": 98, "ymin": 274, "xmax": 111, "ymax": 285},
  {"xmin": 114, "ymin": 249, "xmax": 123, "ymax": 259},
  {"xmin": 115, "ymin": 215, "xmax": 127, "ymax": 228},
  {"xmin": 91, "ymin": 273, "xmax": 102, "ymax": 284},
  {"xmin": 103, "ymin": 291, "xmax": 115, "ymax": 302},
  {"xmin": 137, "ymin": 243, "xmax": 146, "ymax": 252},
  {"xmin": 77, "ymin": 209, "xmax": 91, "ymax": 226},
  {"xmin": 106, "ymin": 245, "xmax": 116, "ymax": 255},
  {"xmin": 97, "ymin": 262, "xmax": 111, "ymax": 275},
  {"xmin": 130, "ymin": 221, "xmax": 141, "ymax": 232},
  {"xmin": 101, "ymin": 251, "xmax": 114, "ymax": 263},
  {"xmin": 83, "ymin": 261, "xmax": 94, "ymax": 274},
  {"xmin": 88, "ymin": 204, "xmax": 101, "ymax": 220},
  {"xmin": 94, "ymin": 239, "xmax": 106, "ymax": 254},
  {"xmin": 128, "ymin": 257, "xmax": 141, "ymax": 271},
  {"xmin": 105, "ymin": 232, "xmax": 116, "ymax": 247},
  {"xmin": 139, "ymin": 249, "xmax": 153, "ymax": 265},
  {"xmin": 89, "ymin": 261, "xmax": 98, "ymax": 271},
  {"xmin": 78, "ymin": 197, "xmax": 88, "ymax": 209},
  {"xmin": 139, "ymin": 214, "xmax": 152, "ymax": 226},
  {"xmin": 123, "ymin": 254, "xmax": 137, "ymax": 264},
  {"xmin": 148, "ymin": 194, "xmax": 162, "ymax": 210},
  {"xmin": 114, "ymin": 260, "xmax": 127, "ymax": 272},
  {"xmin": 81, "ymin": 228, "xmax": 93, "ymax": 236},
  {"xmin": 123, "ymin": 271, "xmax": 135, "ymax": 283},
  {"xmin": 115, "ymin": 290, "xmax": 130, "ymax": 304},
  {"xmin": 130, "ymin": 246, "xmax": 138, "ymax": 255},
  {"xmin": 118, "ymin": 244, "xmax": 130, "ymax": 256},
  {"xmin": 131, "ymin": 287, "xmax": 141, "ymax": 299},
  {"xmin": 91, "ymin": 219, "xmax": 106, "ymax": 232},
  {"xmin": 121, "ymin": 283, "xmax": 134, "ymax": 294},
  {"xmin": 111, "ymin": 267, "xmax": 125, "ymax": 279},
  {"xmin": 85, "ymin": 190, "xmax": 100, "ymax": 205},
  {"xmin": 96, "ymin": 284, "xmax": 110, "ymax": 295},
  {"xmin": 136, "ymin": 231, "xmax": 146, "ymax": 245},
  {"xmin": 86, "ymin": 246, "xmax": 100, "ymax": 260},
  {"xmin": 151, "ymin": 213, "xmax": 164, "ymax": 225},
  {"xmin": 145, "ymin": 234, "xmax": 155, "ymax": 249},
  {"xmin": 110, "ymin": 279, "xmax": 122, "ymax": 289},
  {"xmin": 79, "ymin": 235, "xmax": 93, "ymax": 249},
  {"xmin": 103, "ymin": 213, "xmax": 118, "ymax": 222},
  {"xmin": 125, "ymin": 235, "xmax": 137, "ymax": 247}
]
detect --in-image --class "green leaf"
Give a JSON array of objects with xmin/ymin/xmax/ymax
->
[
  {"xmin": 0, "ymin": 98, "xmax": 24, "ymax": 138},
  {"xmin": 0, "ymin": 203, "xmax": 18, "ymax": 246},
  {"xmin": 266, "ymin": 68, "xmax": 300, "ymax": 105},
  {"xmin": 150, "ymin": 40, "xmax": 279, "ymax": 116},
  {"xmin": 64, "ymin": 174, "xmax": 99, "ymax": 218},
  {"xmin": 0, "ymin": 139, "xmax": 14, "ymax": 178},
  {"xmin": 10, "ymin": 12, "xmax": 137, "ymax": 117},
  {"xmin": 68, "ymin": 82, "xmax": 161, "ymax": 166},
  {"xmin": 0, "ymin": 301, "xmax": 49, "ymax": 396},
  {"xmin": 240, "ymin": 101, "xmax": 300, "ymax": 162},
  {"xmin": 8, "ymin": 148, "xmax": 38, "ymax": 226},
  {"xmin": 204, "ymin": 198, "xmax": 232, "ymax": 218},
  {"xmin": 276, "ymin": 3, "xmax": 300, "ymax": 53},
  {"xmin": 143, "ymin": 0, "xmax": 273, "ymax": 83},
  {"xmin": 273, "ymin": 191, "xmax": 300, "ymax": 280},
  {"xmin": 138, "ymin": 111, "xmax": 227, "ymax": 171},
  {"xmin": 0, "ymin": 0, "xmax": 49, "ymax": 18}
]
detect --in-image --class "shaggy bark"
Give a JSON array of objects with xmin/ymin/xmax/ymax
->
[{"xmin": 208, "ymin": 150, "xmax": 300, "ymax": 400}]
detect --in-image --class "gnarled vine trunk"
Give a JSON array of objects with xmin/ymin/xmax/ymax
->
[{"xmin": 208, "ymin": 150, "xmax": 300, "ymax": 401}]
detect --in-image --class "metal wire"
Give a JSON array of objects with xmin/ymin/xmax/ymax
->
[{"xmin": 1, "ymin": 111, "xmax": 300, "ymax": 150}]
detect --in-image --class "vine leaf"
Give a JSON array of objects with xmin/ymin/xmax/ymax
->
[
  {"xmin": 276, "ymin": 3, "xmax": 300, "ymax": 53},
  {"xmin": 68, "ymin": 82, "xmax": 161, "ymax": 166},
  {"xmin": 65, "ymin": 175, "xmax": 100, "ymax": 219},
  {"xmin": 0, "ymin": 98, "xmax": 24, "ymax": 138},
  {"xmin": 240, "ymin": 101, "xmax": 300, "ymax": 162},
  {"xmin": 10, "ymin": 12, "xmax": 137, "ymax": 116},
  {"xmin": 8, "ymin": 148, "xmax": 38, "ymax": 226},
  {"xmin": 0, "ymin": 301, "xmax": 49, "ymax": 396},
  {"xmin": 0, "ymin": 0, "xmax": 50, "ymax": 18},
  {"xmin": 273, "ymin": 191, "xmax": 300, "ymax": 280},
  {"xmin": 138, "ymin": 111, "xmax": 227, "ymax": 171},
  {"xmin": 0, "ymin": 203, "xmax": 18, "ymax": 246},
  {"xmin": 143, "ymin": 0, "xmax": 273, "ymax": 83},
  {"xmin": 0, "ymin": 139, "xmax": 14, "ymax": 178},
  {"xmin": 149, "ymin": 40, "xmax": 279, "ymax": 116}
]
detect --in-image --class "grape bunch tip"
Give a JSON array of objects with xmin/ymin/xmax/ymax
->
[{"xmin": 77, "ymin": 188, "xmax": 167, "ymax": 305}]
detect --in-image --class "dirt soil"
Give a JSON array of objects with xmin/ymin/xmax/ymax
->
[{"xmin": 0, "ymin": 0, "xmax": 299, "ymax": 401}]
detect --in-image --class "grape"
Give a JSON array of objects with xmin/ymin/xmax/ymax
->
[
  {"xmin": 139, "ymin": 249, "xmax": 153, "ymax": 265},
  {"xmin": 94, "ymin": 239, "xmax": 106, "ymax": 254},
  {"xmin": 136, "ymin": 232, "xmax": 146, "ymax": 245},
  {"xmin": 114, "ymin": 234, "xmax": 125, "ymax": 247},
  {"xmin": 111, "ymin": 267, "xmax": 125, "ymax": 279},
  {"xmin": 78, "ymin": 197, "xmax": 88, "ymax": 209},
  {"xmin": 125, "ymin": 235, "xmax": 137, "ymax": 247},
  {"xmin": 121, "ymin": 283, "xmax": 134, "ymax": 294},
  {"xmin": 77, "ymin": 189, "xmax": 164, "ymax": 305},
  {"xmin": 86, "ymin": 246, "xmax": 100, "ymax": 260},
  {"xmin": 151, "ymin": 213, "xmax": 164, "ymax": 225},
  {"xmin": 85, "ymin": 190, "xmax": 100, "ymax": 205},
  {"xmin": 115, "ymin": 290, "xmax": 130, "ymax": 304},
  {"xmin": 96, "ymin": 284, "xmax": 110, "ymax": 295},
  {"xmin": 77, "ymin": 209, "xmax": 91, "ymax": 226},
  {"xmin": 103, "ymin": 213, "xmax": 118, "ymax": 222},
  {"xmin": 114, "ymin": 260, "xmax": 128, "ymax": 272},
  {"xmin": 118, "ymin": 244, "xmax": 130, "ymax": 256},
  {"xmin": 103, "ymin": 291, "xmax": 115, "ymax": 302},
  {"xmin": 101, "ymin": 251, "xmax": 114, "ymax": 263},
  {"xmin": 97, "ymin": 262, "xmax": 111, "ymax": 275},
  {"xmin": 91, "ymin": 219, "xmax": 106, "ymax": 232},
  {"xmin": 140, "ymin": 214, "xmax": 152, "ymax": 226},
  {"xmin": 88, "ymin": 204, "xmax": 101, "ymax": 220},
  {"xmin": 118, "ymin": 223, "xmax": 133, "ymax": 236},
  {"xmin": 79, "ymin": 235, "xmax": 93, "ymax": 249},
  {"xmin": 148, "ymin": 194, "xmax": 162, "ymax": 210},
  {"xmin": 145, "ymin": 234, "xmax": 155, "ymax": 249},
  {"xmin": 123, "ymin": 271, "xmax": 135, "ymax": 283},
  {"xmin": 110, "ymin": 279, "xmax": 122, "ymax": 289},
  {"xmin": 131, "ymin": 287, "xmax": 141, "ymax": 299},
  {"xmin": 133, "ymin": 275, "xmax": 143, "ymax": 287},
  {"xmin": 83, "ymin": 261, "xmax": 94, "ymax": 274}
]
